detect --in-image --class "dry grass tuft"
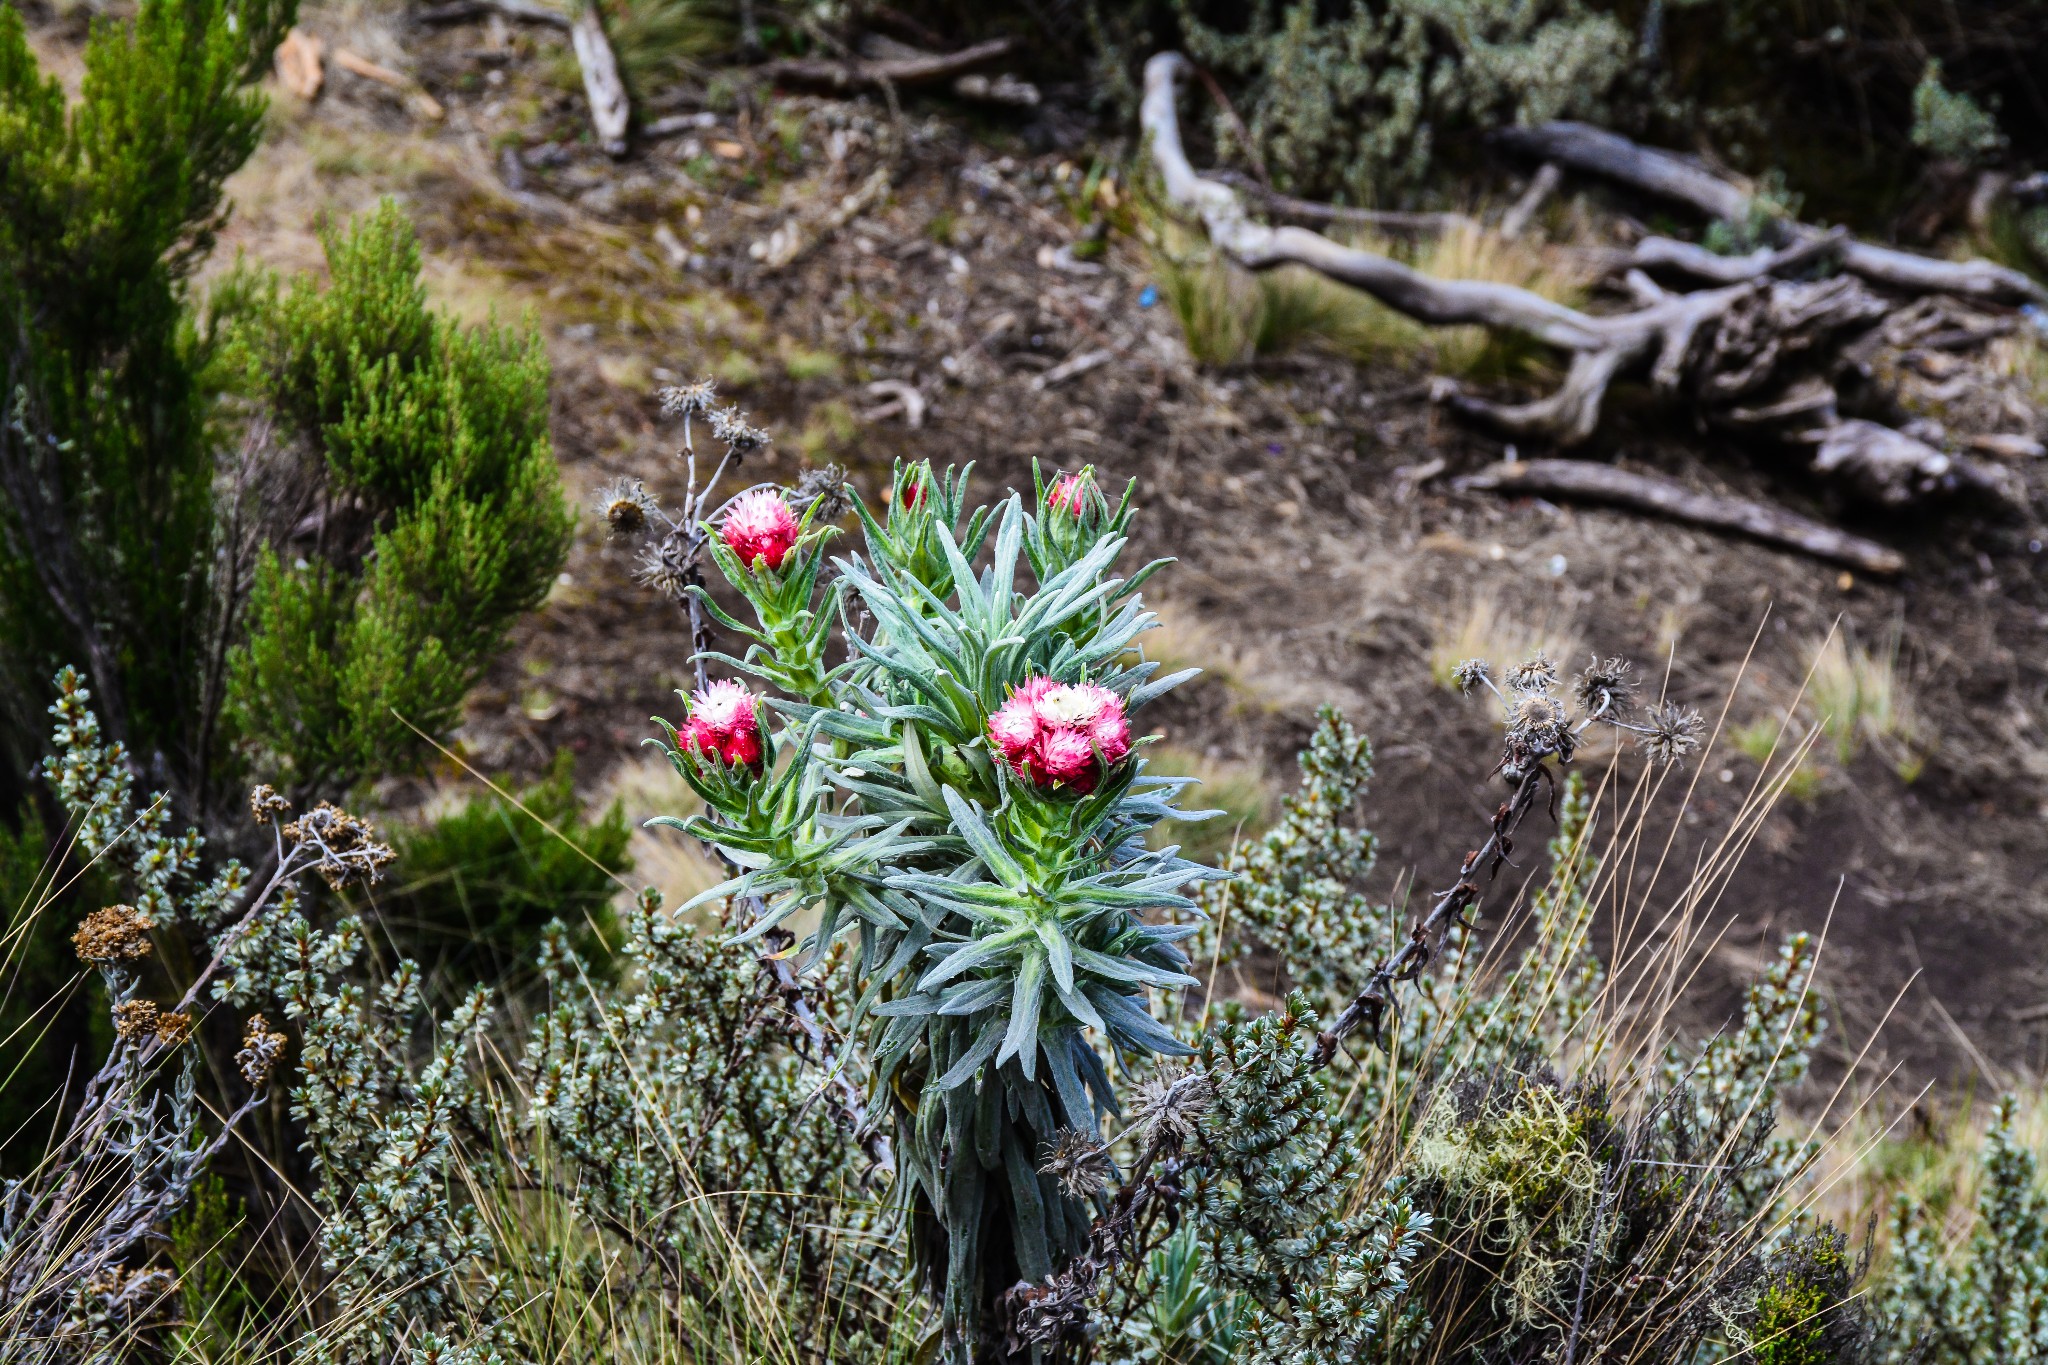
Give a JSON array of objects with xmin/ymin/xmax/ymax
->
[
  {"xmin": 594, "ymin": 750, "xmax": 725, "ymax": 917},
  {"xmin": 1802, "ymin": 628, "xmax": 1929, "ymax": 780}
]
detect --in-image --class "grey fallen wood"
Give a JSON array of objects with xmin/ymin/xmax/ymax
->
[
  {"xmin": 416, "ymin": 0, "xmax": 570, "ymax": 27},
  {"xmin": 571, "ymin": 2, "xmax": 629, "ymax": 158},
  {"xmin": 761, "ymin": 37, "xmax": 1014, "ymax": 92},
  {"xmin": 1455, "ymin": 460, "xmax": 1905, "ymax": 575},
  {"xmin": 1495, "ymin": 121, "xmax": 2045, "ymax": 305}
]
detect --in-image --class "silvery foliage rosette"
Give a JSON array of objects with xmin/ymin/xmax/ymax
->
[{"xmin": 653, "ymin": 461, "xmax": 1225, "ymax": 1338}]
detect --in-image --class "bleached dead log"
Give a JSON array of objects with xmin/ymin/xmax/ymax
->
[
  {"xmin": 416, "ymin": 0, "xmax": 570, "ymax": 29},
  {"xmin": 1210, "ymin": 171, "xmax": 1478, "ymax": 235},
  {"xmin": 1495, "ymin": 121, "xmax": 2046, "ymax": 305},
  {"xmin": 1143, "ymin": 51, "xmax": 2026, "ymax": 511},
  {"xmin": 1456, "ymin": 460, "xmax": 1905, "ymax": 574},
  {"xmin": 571, "ymin": 3, "xmax": 630, "ymax": 159},
  {"xmin": 1500, "ymin": 162, "xmax": 1562, "ymax": 240},
  {"xmin": 763, "ymin": 37, "xmax": 1013, "ymax": 94}
]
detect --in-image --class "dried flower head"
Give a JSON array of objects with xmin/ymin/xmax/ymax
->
[
  {"xmin": 1039, "ymin": 1128, "xmax": 1113, "ymax": 1199},
  {"xmin": 1572, "ymin": 656, "xmax": 1638, "ymax": 715},
  {"xmin": 657, "ymin": 380, "xmax": 717, "ymax": 418},
  {"xmin": 709, "ymin": 405, "xmax": 769, "ymax": 453},
  {"xmin": 687, "ymin": 679, "xmax": 764, "ymax": 770},
  {"xmin": 153, "ymin": 1011, "xmax": 193, "ymax": 1047},
  {"xmin": 249, "ymin": 783, "xmax": 291, "ymax": 824},
  {"xmin": 1127, "ymin": 1065, "xmax": 1214, "ymax": 1149},
  {"xmin": 1640, "ymin": 700, "xmax": 1705, "ymax": 766},
  {"xmin": 1452, "ymin": 658, "xmax": 1492, "ymax": 695},
  {"xmin": 792, "ymin": 464, "xmax": 853, "ymax": 524},
  {"xmin": 74, "ymin": 904, "xmax": 154, "ymax": 964},
  {"xmin": 113, "ymin": 999, "xmax": 161, "ymax": 1041},
  {"xmin": 1045, "ymin": 469, "xmax": 1093, "ymax": 517},
  {"xmin": 1506, "ymin": 654, "xmax": 1560, "ymax": 692},
  {"xmin": 721, "ymin": 489, "xmax": 801, "ymax": 572},
  {"xmin": 596, "ymin": 477, "xmax": 660, "ymax": 539},
  {"xmin": 635, "ymin": 538, "xmax": 690, "ymax": 600},
  {"xmin": 238, "ymin": 1013, "xmax": 287, "ymax": 1088},
  {"xmin": 282, "ymin": 803, "xmax": 396, "ymax": 890}
]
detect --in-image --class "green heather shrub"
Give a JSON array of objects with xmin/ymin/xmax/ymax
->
[
  {"xmin": 0, "ymin": 0, "xmax": 292, "ymax": 813},
  {"xmin": 223, "ymin": 199, "xmax": 573, "ymax": 795},
  {"xmin": 1169, "ymin": 0, "xmax": 1632, "ymax": 205},
  {"xmin": 379, "ymin": 753, "xmax": 631, "ymax": 995},
  {"xmin": 1, "ymin": 1, "xmax": 568, "ymax": 816}
]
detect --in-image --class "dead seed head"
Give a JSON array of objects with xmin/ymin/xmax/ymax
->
[
  {"xmin": 282, "ymin": 803, "xmax": 396, "ymax": 890},
  {"xmin": 710, "ymin": 405, "xmax": 769, "ymax": 453},
  {"xmin": 792, "ymin": 463, "xmax": 853, "ymax": 523},
  {"xmin": 1127, "ymin": 1065, "xmax": 1214, "ymax": 1149},
  {"xmin": 1452, "ymin": 658, "xmax": 1492, "ymax": 695},
  {"xmin": 658, "ymin": 380, "xmax": 718, "ymax": 418},
  {"xmin": 74, "ymin": 904, "xmax": 154, "ymax": 964},
  {"xmin": 154, "ymin": 1011, "xmax": 193, "ymax": 1047},
  {"xmin": 238, "ymin": 1013, "xmax": 287, "ymax": 1088},
  {"xmin": 635, "ymin": 538, "xmax": 691, "ymax": 600},
  {"xmin": 1641, "ymin": 700, "xmax": 1706, "ymax": 766},
  {"xmin": 249, "ymin": 783, "xmax": 292, "ymax": 824},
  {"xmin": 1572, "ymin": 656, "xmax": 1638, "ymax": 714},
  {"xmin": 1506, "ymin": 654, "xmax": 1560, "ymax": 692},
  {"xmin": 113, "ymin": 999, "xmax": 160, "ymax": 1041},
  {"xmin": 597, "ymin": 477, "xmax": 660, "ymax": 538},
  {"xmin": 1040, "ymin": 1128, "xmax": 1113, "ymax": 1199}
]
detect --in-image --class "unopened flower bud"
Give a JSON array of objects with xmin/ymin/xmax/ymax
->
[{"xmin": 1045, "ymin": 470, "xmax": 1093, "ymax": 517}]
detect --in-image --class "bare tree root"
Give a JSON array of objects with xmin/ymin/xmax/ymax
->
[
  {"xmin": 1142, "ymin": 52, "xmax": 2035, "ymax": 527},
  {"xmin": 1455, "ymin": 460, "xmax": 1906, "ymax": 574}
]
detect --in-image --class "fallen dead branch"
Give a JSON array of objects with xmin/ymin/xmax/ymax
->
[
  {"xmin": 333, "ymin": 48, "xmax": 444, "ymax": 120},
  {"xmin": 1455, "ymin": 460, "xmax": 1906, "ymax": 574},
  {"xmin": 1493, "ymin": 121, "xmax": 2045, "ymax": 306},
  {"xmin": 1141, "ymin": 51, "xmax": 2029, "ymax": 517},
  {"xmin": 1209, "ymin": 170, "xmax": 1477, "ymax": 236},
  {"xmin": 415, "ymin": 0, "xmax": 570, "ymax": 28},
  {"xmin": 762, "ymin": 37, "xmax": 1014, "ymax": 94},
  {"xmin": 570, "ymin": 2, "xmax": 629, "ymax": 158}
]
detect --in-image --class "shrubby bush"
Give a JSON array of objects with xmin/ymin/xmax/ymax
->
[{"xmin": 0, "ymin": 0, "xmax": 577, "ymax": 1123}]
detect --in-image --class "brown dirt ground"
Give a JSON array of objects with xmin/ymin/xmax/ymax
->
[{"xmin": 33, "ymin": 1, "xmax": 2048, "ymax": 1105}]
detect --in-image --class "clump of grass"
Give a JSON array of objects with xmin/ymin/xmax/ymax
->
[
  {"xmin": 1141, "ymin": 745, "xmax": 1273, "ymax": 866},
  {"xmin": 1803, "ymin": 628, "xmax": 1928, "ymax": 780},
  {"xmin": 781, "ymin": 341, "xmax": 841, "ymax": 382},
  {"xmin": 1428, "ymin": 592, "xmax": 1582, "ymax": 695},
  {"xmin": 1406, "ymin": 223, "xmax": 1592, "ymax": 380},
  {"xmin": 1728, "ymin": 718, "xmax": 1826, "ymax": 803},
  {"xmin": 604, "ymin": 0, "xmax": 733, "ymax": 96},
  {"xmin": 594, "ymin": 749, "xmax": 725, "ymax": 919}
]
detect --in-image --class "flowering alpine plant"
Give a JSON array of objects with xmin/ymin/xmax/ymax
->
[
  {"xmin": 656, "ymin": 454, "xmax": 1221, "ymax": 1356},
  {"xmin": 720, "ymin": 487, "xmax": 802, "ymax": 571}
]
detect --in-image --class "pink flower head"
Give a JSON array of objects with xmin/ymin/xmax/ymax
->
[
  {"xmin": 899, "ymin": 477, "xmax": 926, "ymax": 509},
  {"xmin": 1045, "ymin": 471, "xmax": 1093, "ymax": 517},
  {"xmin": 1034, "ymin": 728, "xmax": 1098, "ymax": 789},
  {"xmin": 688, "ymin": 680, "xmax": 763, "ymax": 770},
  {"xmin": 989, "ymin": 695, "xmax": 1039, "ymax": 762},
  {"xmin": 722, "ymin": 489, "xmax": 801, "ymax": 571},
  {"xmin": 988, "ymin": 677, "xmax": 1133, "ymax": 794}
]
